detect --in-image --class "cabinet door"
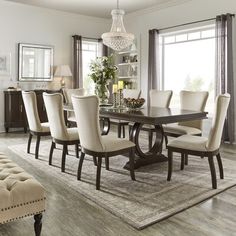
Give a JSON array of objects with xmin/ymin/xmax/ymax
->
[{"xmin": 5, "ymin": 92, "xmax": 27, "ymax": 127}]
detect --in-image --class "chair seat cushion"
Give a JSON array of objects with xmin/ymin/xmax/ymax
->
[
  {"xmin": 0, "ymin": 153, "xmax": 46, "ymax": 224},
  {"xmin": 167, "ymin": 135, "xmax": 208, "ymax": 152},
  {"xmin": 41, "ymin": 122, "xmax": 50, "ymax": 133},
  {"xmin": 67, "ymin": 128, "xmax": 79, "ymax": 141},
  {"xmin": 101, "ymin": 136, "xmax": 135, "ymax": 152},
  {"xmin": 164, "ymin": 123, "xmax": 202, "ymax": 135}
]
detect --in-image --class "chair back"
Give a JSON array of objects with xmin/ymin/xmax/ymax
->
[
  {"xmin": 179, "ymin": 90, "xmax": 209, "ymax": 129},
  {"xmin": 72, "ymin": 95, "xmax": 104, "ymax": 152},
  {"xmin": 43, "ymin": 93, "xmax": 68, "ymax": 141},
  {"xmin": 123, "ymin": 89, "xmax": 141, "ymax": 99},
  {"xmin": 63, "ymin": 88, "xmax": 85, "ymax": 104},
  {"xmin": 22, "ymin": 91, "xmax": 42, "ymax": 132},
  {"xmin": 206, "ymin": 94, "xmax": 230, "ymax": 151},
  {"xmin": 150, "ymin": 90, "xmax": 173, "ymax": 108}
]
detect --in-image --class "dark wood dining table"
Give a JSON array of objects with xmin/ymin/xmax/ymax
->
[{"xmin": 64, "ymin": 104, "xmax": 207, "ymax": 169}]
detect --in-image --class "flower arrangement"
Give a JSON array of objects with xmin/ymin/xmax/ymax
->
[{"xmin": 89, "ymin": 55, "xmax": 118, "ymax": 104}]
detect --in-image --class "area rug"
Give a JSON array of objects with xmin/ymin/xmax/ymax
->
[{"xmin": 8, "ymin": 137, "xmax": 236, "ymax": 229}]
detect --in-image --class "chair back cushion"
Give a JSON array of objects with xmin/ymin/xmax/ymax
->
[
  {"xmin": 123, "ymin": 89, "xmax": 141, "ymax": 99},
  {"xmin": 43, "ymin": 93, "xmax": 68, "ymax": 140},
  {"xmin": 72, "ymin": 95, "xmax": 104, "ymax": 152},
  {"xmin": 22, "ymin": 91, "xmax": 42, "ymax": 132},
  {"xmin": 63, "ymin": 88, "xmax": 85, "ymax": 104},
  {"xmin": 178, "ymin": 90, "xmax": 209, "ymax": 129},
  {"xmin": 206, "ymin": 94, "xmax": 230, "ymax": 151},
  {"xmin": 150, "ymin": 90, "xmax": 173, "ymax": 108}
]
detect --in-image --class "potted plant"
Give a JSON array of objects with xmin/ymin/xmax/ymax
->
[{"xmin": 89, "ymin": 55, "xmax": 117, "ymax": 104}]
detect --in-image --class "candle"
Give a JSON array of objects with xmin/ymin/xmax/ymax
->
[
  {"xmin": 112, "ymin": 84, "xmax": 118, "ymax": 93},
  {"xmin": 118, "ymin": 80, "xmax": 124, "ymax": 90}
]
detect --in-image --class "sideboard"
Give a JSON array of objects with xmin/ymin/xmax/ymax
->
[{"xmin": 4, "ymin": 89, "xmax": 61, "ymax": 133}]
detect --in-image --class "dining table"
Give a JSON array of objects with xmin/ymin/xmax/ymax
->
[{"xmin": 63, "ymin": 104, "xmax": 208, "ymax": 169}]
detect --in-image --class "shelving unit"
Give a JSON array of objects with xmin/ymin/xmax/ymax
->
[{"xmin": 115, "ymin": 39, "xmax": 140, "ymax": 89}]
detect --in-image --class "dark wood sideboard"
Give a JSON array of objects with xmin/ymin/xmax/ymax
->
[{"xmin": 4, "ymin": 90, "xmax": 62, "ymax": 133}]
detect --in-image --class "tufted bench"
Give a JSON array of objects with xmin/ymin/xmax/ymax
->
[{"xmin": 0, "ymin": 152, "xmax": 46, "ymax": 236}]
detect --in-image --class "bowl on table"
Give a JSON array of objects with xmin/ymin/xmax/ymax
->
[{"xmin": 123, "ymin": 98, "xmax": 145, "ymax": 109}]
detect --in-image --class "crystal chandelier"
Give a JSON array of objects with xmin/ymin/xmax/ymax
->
[{"xmin": 101, "ymin": 0, "xmax": 134, "ymax": 51}]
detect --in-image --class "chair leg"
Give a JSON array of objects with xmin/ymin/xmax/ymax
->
[
  {"xmin": 49, "ymin": 141, "xmax": 55, "ymax": 165},
  {"xmin": 77, "ymin": 152, "xmax": 85, "ymax": 180},
  {"xmin": 27, "ymin": 133, "xmax": 33, "ymax": 154},
  {"xmin": 208, "ymin": 156, "xmax": 217, "ymax": 189},
  {"xmin": 148, "ymin": 130, "xmax": 153, "ymax": 150},
  {"xmin": 75, "ymin": 144, "xmax": 79, "ymax": 159},
  {"xmin": 34, "ymin": 213, "xmax": 42, "ymax": 236},
  {"xmin": 216, "ymin": 153, "xmax": 224, "ymax": 179},
  {"xmin": 185, "ymin": 154, "xmax": 188, "ymax": 165},
  {"xmin": 93, "ymin": 156, "xmax": 97, "ymax": 166},
  {"xmin": 164, "ymin": 135, "xmax": 168, "ymax": 148},
  {"xmin": 96, "ymin": 157, "xmax": 102, "ymax": 190},
  {"xmin": 167, "ymin": 149, "xmax": 173, "ymax": 181},
  {"xmin": 129, "ymin": 148, "xmax": 136, "ymax": 181},
  {"xmin": 180, "ymin": 153, "xmax": 185, "ymax": 170},
  {"xmin": 118, "ymin": 124, "xmax": 121, "ymax": 138},
  {"xmin": 61, "ymin": 145, "xmax": 67, "ymax": 172},
  {"xmin": 105, "ymin": 157, "xmax": 109, "ymax": 170},
  {"xmin": 35, "ymin": 135, "xmax": 41, "ymax": 159},
  {"xmin": 122, "ymin": 125, "xmax": 125, "ymax": 138}
]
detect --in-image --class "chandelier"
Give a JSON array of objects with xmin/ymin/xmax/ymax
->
[{"xmin": 101, "ymin": 0, "xmax": 134, "ymax": 51}]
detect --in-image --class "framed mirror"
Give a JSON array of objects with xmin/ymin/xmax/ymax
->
[{"xmin": 18, "ymin": 43, "xmax": 54, "ymax": 81}]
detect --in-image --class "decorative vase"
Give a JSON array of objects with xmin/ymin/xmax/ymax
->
[{"xmin": 95, "ymin": 83, "xmax": 110, "ymax": 104}]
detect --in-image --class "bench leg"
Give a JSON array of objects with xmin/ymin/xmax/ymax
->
[{"xmin": 34, "ymin": 213, "xmax": 42, "ymax": 236}]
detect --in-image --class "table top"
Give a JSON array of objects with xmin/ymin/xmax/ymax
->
[{"xmin": 63, "ymin": 104, "xmax": 208, "ymax": 125}]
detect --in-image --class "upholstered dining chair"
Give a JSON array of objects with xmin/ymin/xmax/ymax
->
[
  {"xmin": 164, "ymin": 90, "xmax": 209, "ymax": 164},
  {"xmin": 111, "ymin": 88, "xmax": 141, "ymax": 138},
  {"xmin": 43, "ymin": 93, "xmax": 80, "ymax": 172},
  {"xmin": 71, "ymin": 95, "xmax": 136, "ymax": 190},
  {"xmin": 167, "ymin": 94, "xmax": 230, "ymax": 189},
  {"xmin": 63, "ymin": 88, "xmax": 86, "ymax": 126},
  {"xmin": 142, "ymin": 90, "xmax": 173, "ymax": 149},
  {"xmin": 22, "ymin": 91, "xmax": 51, "ymax": 159}
]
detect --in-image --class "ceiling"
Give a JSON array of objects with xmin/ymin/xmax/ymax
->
[{"xmin": 6, "ymin": 0, "xmax": 187, "ymax": 18}]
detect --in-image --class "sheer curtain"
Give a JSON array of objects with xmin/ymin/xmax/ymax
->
[
  {"xmin": 215, "ymin": 14, "xmax": 235, "ymax": 143},
  {"xmin": 72, "ymin": 35, "xmax": 83, "ymax": 88},
  {"xmin": 148, "ymin": 29, "xmax": 160, "ymax": 106}
]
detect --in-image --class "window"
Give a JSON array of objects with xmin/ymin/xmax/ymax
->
[
  {"xmin": 82, "ymin": 40, "xmax": 100, "ymax": 94},
  {"xmin": 160, "ymin": 25, "xmax": 216, "ymax": 115}
]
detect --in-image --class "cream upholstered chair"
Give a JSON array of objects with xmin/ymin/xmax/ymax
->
[
  {"xmin": 142, "ymin": 90, "xmax": 173, "ymax": 149},
  {"xmin": 111, "ymin": 89, "xmax": 141, "ymax": 138},
  {"xmin": 22, "ymin": 91, "xmax": 50, "ymax": 159},
  {"xmin": 43, "ymin": 93, "xmax": 80, "ymax": 172},
  {"xmin": 167, "ymin": 94, "xmax": 230, "ymax": 189},
  {"xmin": 71, "ymin": 95, "xmax": 136, "ymax": 190},
  {"xmin": 63, "ymin": 88, "xmax": 85, "ymax": 125},
  {"xmin": 164, "ymin": 90, "xmax": 209, "ymax": 164}
]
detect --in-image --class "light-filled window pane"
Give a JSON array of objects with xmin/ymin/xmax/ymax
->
[
  {"xmin": 176, "ymin": 34, "xmax": 187, "ymax": 42},
  {"xmin": 188, "ymin": 31, "xmax": 201, "ymax": 40}
]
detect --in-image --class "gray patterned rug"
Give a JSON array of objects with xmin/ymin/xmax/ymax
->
[{"xmin": 8, "ymin": 136, "xmax": 236, "ymax": 229}]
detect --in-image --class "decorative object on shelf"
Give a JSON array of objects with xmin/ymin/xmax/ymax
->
[
  {"xmin": 0, "ymin": 53, "xmax": 11, "ymax": 76},
  {"xmin": 112, "ymin": 84, "xmax": 118, "ymax": 108},
  {"xmin": 123, "ymin": 98, "xmax": 145, "ymax": 109},
  {"xmin": 54, "ymin": 65, "xmax": 72, "ymax": 88},
  {"xmin": 101, "ymin": 0, "xmax": 134, "ymax": 51},
  {"xmin": 89, "ymin": 55, "xmax": 117, "ymax": 104}
]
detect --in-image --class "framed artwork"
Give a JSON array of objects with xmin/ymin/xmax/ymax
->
[{"xmin": 0, "ymin": 53, "xmax": 11, "ymax": 76}]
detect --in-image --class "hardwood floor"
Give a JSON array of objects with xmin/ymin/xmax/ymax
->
[{"xmin": 0, "ymin": 132, "xmax": 236, "ymax": 236}]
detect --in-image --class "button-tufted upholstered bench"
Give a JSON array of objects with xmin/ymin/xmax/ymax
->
[{"xmin": 0, "ymin": 153, "xmax": 46, "ymax": 236}]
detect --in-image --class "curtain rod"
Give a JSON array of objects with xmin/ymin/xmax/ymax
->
[
  {"xmin": 157, "ymin": 14, "xmax": 235, "ymax": 31},
  {"xmin": 72, "ymin": 35, "xmax": 100, "ymax": 41}
]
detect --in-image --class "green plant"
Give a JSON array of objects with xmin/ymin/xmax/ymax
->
[{"xmin": 89, "ymin": 55, "xmax": 118, "ymax": 85}]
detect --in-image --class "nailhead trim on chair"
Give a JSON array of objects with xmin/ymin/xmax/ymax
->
[
  {"xmin": 0, "ymin": 197, "xmax": 46, "ymax": 212},
  {"xmin": 1, "ymin": 210, "xmax": 45, "ymax": 224}
]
